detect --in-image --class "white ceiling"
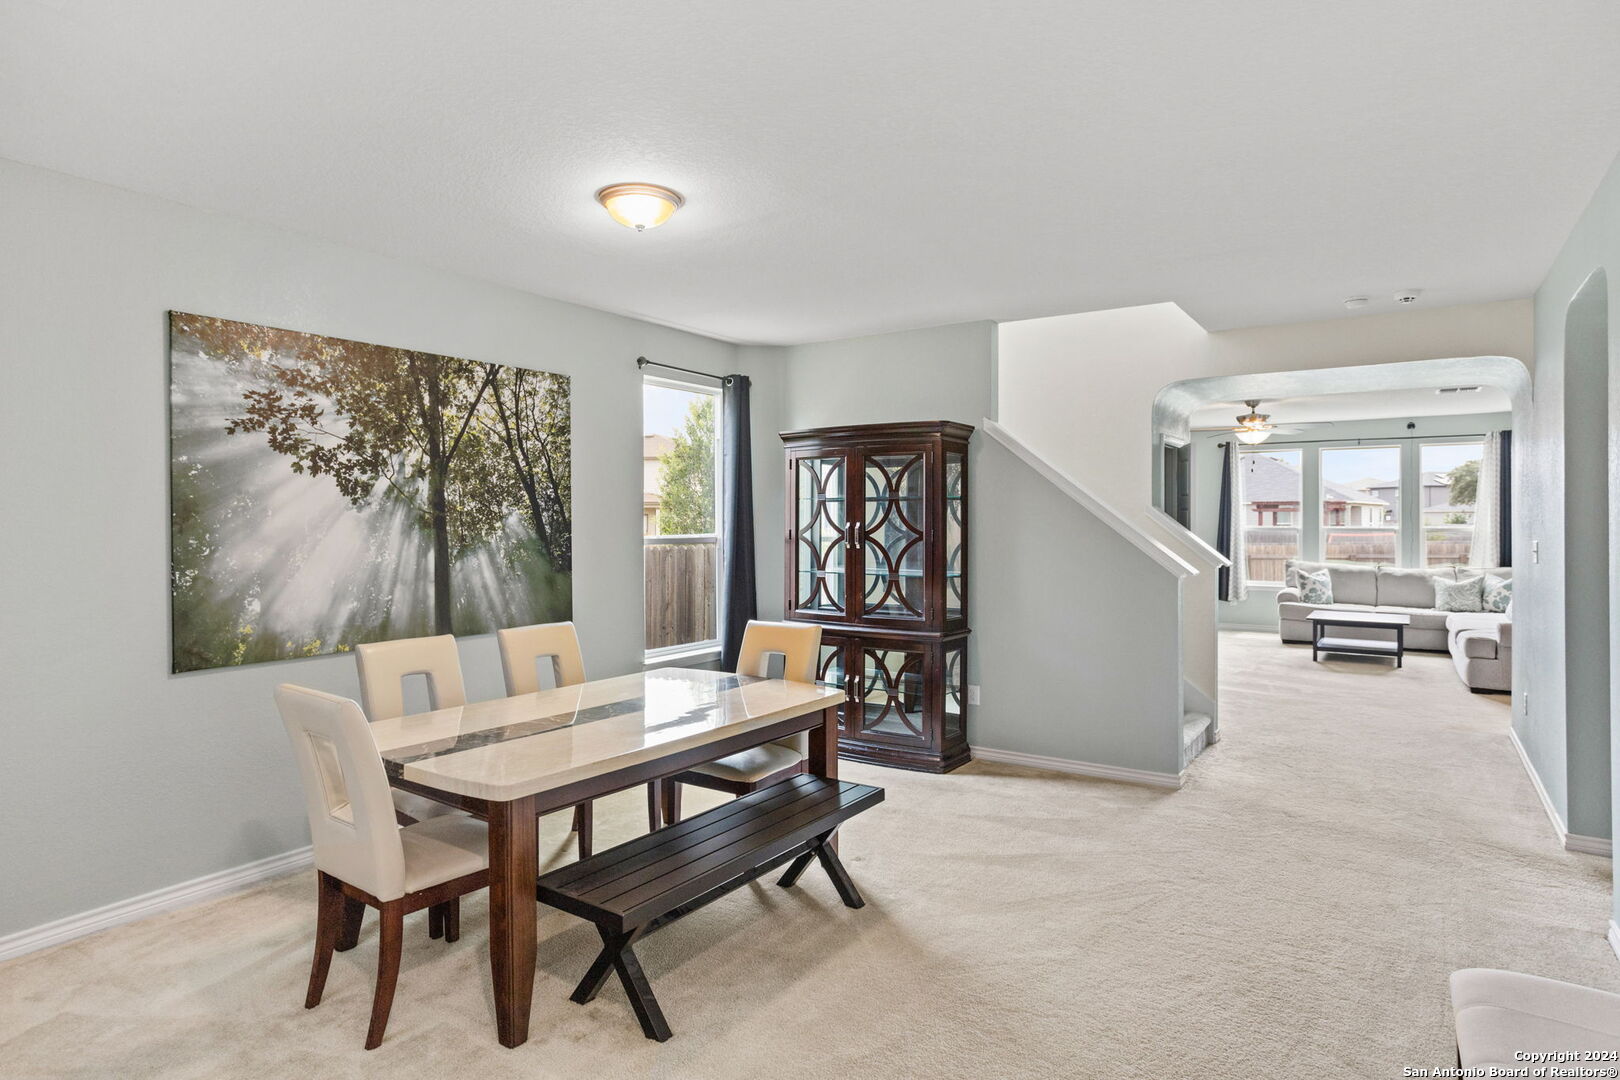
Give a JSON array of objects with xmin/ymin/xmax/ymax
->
[
  {"xmin": 4, "ymin": 1, "xmax": 1618, "ymax": 345},
  {"xmin": 1189, "ymin": 386, "xmax": 1513, "ymax": 428}
]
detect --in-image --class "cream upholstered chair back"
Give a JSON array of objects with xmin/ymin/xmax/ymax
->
[
  {"xmin": 355, "ymin": 635, "xmax": 467, "ymax": 721},
  {"xmin": 737, "ymin": 621, "xmax": 822, "ymax": 755},
  {"xmin": 275, "ymin": 684, "xmax": 407, "ymax": 902},
  {"xmin": 737, "ymin": 621, "xmax": 821, "ymax": 683},
  {"xmin": 498, "ymin": 622, "xmax": 586, "ymax": 696}
]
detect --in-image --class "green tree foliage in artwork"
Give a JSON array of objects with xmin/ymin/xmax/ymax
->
[
  {"xmin": 658, "ymin": 397, "xmax": 717, "ymax": 535},
  {"xmin": 177, "ymin": 314, "xmax": 569, "ymax": 639},
  {"xmin": 1446, "ymin": 459, "xmax": 1480, "ymax": 507},
  {"xmin": 474, "ymin": 366, "xmax": 572, "ymax": 571}
]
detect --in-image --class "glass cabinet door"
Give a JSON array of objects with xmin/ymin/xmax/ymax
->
[
  {"xmin": 944, "ymin": 449, "xmax": 966, "ymax": 621},
  {"xmin": 942, "ymin": 642, "xmax": 966, "ymax": 746},
  {"xmin": 857, "ymin": 451, "xmax": 928, "ymax": 623},
  {"xmin": 817, "ymin": 641, "xmax": 852, "ymax": 734},
  {"xmin": 854, "ymin": 644, "xmax": 929, "ymax": 746},
  {"xmin": 792, "ymin": 454, "xmax": 850, "ymax": 618}
]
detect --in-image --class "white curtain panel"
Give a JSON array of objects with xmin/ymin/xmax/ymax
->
[
  {"xmin": 1227, "ymin": 443, "xmax": 1248, "ymax": 602},
  {"xmin": 1470, "ymin": 431, "xmax": 1501, "ymax": 568}
]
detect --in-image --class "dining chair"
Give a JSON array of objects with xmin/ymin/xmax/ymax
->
[
  {"xmin": 359, "ymin": 633, "xmax": 594, "ymax": 859},
  {"xmin": 496, "ymin": 621, "xmax": 606, "ymax": 851},
  {"xmin": 657, "ymin": 621, "xmax": 823, "ymax": 825},
  {"xmin": 275, "ymin": 684, "xmax": 489, "ymax": 1050},
  {"xmin": 354, "ymin": 636, "xmax": 468, "ymax": 827}
]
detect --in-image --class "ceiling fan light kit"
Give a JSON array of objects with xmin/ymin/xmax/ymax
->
[{"xmin": 1232, "ymin": 399, "xmax": 1274, "ymax": 444}]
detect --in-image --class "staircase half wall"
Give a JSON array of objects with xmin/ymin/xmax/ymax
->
[{"xmin": 971, "ymin": 423, "xmax": 1191, "ymax": 782}]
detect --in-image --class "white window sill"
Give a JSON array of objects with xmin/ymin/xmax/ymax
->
[{"xmin": 643, "ymin": 643, "xmax": 723, "ymax": 670}]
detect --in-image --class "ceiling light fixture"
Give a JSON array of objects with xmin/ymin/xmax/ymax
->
[
  {"xmin": 1232, "ymin": 400, "xmax": 1275, "ymax": 444},
  {"xmin": 595, "ymin": 183, "xmax": 685, "ymax": 231}
]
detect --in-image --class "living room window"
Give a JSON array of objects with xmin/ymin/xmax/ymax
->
[
  {"xmin": 1240, "ymin": 448, "xmax": 1301, "ymax": 585},
  {"xmin": 1420, "ymin": 441, "xmax": 1485, "ymax": 566},
  {"xmin": 1320, "ymin": 445, "xmax": 1399, "ymax": 565},
  {"xmin": 643, "ymin": 376, "xmax": 723, "ymax": 659}
]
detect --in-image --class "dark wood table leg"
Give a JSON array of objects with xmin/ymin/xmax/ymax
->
[
  {"xmin": 809, "ymin": 704, "xmax": 840, "ymax": 850},
  {"xmin": 808, "ymin": 704, "xmax": 839, "ymax": 781},
  {"xmin": 488, "ymin": 795, "xmax": 539, "ymax": 1048},
  {"xmin": 1396, "ymin": 625, "xmax": 1404, "ymax": 668}
]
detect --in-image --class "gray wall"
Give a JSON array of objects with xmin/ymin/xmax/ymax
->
[
  {"xmin": 782, "ymin": 323, "xmax": 1184, "ymax": 774},
  {"xmin": 0, "ymin": 158, "xmax": 785, "ymax": 936},
  {"xmin": 1188, "ymin": 413, "xmax": 1513, "ymax": 630},
  {"xmin": 1525, "ymin": 148, "xmax": 1620, "ymax": 851}
]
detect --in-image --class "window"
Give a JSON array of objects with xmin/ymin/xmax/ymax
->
[
  {"xmin": 643, "ymin": 377, "xmax": 722, "ymax": 657},
  {"xmin": 1421, "ymin": 441, "xmax": 1484, "ymax": 566},
  {"xmin": 1320, "ymin": 446, "xmax": 1399, "ymax": 565},
  {"xmin": 1240, "ymin": 448, "xmax": 1301, "ymax": 585}
]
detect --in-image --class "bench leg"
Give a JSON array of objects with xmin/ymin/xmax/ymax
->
[
  {"xmin": 571, "ymin": 926, "xmax": 671, "ymax": 1041},
  {"xmin": 815, "ymin": 839, "xmax": 866, "ymax": 909},
  {"xmin": 570, "ymin": 927, "xmax": 625, "ymax": 1005},
  {"xmin": 777, "ymin": 846, "xmax": 818, "ymax": 889},
  {"xmin": 613, "ymin": 940, "xmax": 671, "ymax": 1042}
]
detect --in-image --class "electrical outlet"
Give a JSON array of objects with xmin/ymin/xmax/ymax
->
[{"xmin": 967, "ymin": 685, "xmax": 981, "ymax": 706}]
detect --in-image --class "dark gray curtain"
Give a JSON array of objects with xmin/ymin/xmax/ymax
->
[
  {"xmin": 1216, "ymin": 441, "xmax": 1234, "ymax": 599},
  {"xmin": 719, "ymin": 375, "xmax": 757, "ymax": 670},
  {"xmin": 1498, "ymin": 430, "xmax": 1513, "ymax": 566}
]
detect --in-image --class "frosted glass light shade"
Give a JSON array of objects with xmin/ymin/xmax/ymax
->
[
  {"xmin": 1234, "ymin": 426, "xmax": 1273, "ymax": 445},
  {"xmin": 595, "ymin": 183, "xmax": 684, "ymax": 231}
]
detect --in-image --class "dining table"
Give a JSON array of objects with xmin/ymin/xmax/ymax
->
[{"xmin": 368, "ymin": 666, "xmax": 846, "ymax": 1048}]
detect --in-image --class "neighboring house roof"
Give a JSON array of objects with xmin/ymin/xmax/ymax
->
[
  {"xmin": 643, "ymin": 433, "xmax": 674, "ymax": 459},
  {"xmin": 1359, "ymin": 473, "xmax": 1456, "ymax": 491},
  {"xmin": 1241, "ymin": 452, "xmax": 1386, "ymax": 507}
]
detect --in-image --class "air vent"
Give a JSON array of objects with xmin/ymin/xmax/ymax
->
[{"xmin": 1436, "ymin": 386, "xmax": 1482, "ymax": 395}]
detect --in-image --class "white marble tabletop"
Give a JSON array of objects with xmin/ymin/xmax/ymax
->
[{"xmin": 370, "ymin": 668, "xmax": 844, "ymax": 802}]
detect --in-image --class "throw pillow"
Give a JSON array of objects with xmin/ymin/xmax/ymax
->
[
  {"xmin": 1483, "ymin": 573, "xmax": 1513, "ymax": 614},
  {"xmin": 1298, "ymin": 568, "xmax": 1333, "ymax": 606},
  {"xmin": 1435, "ymin": 574, "xmax": 1485, "ymax": 613}
]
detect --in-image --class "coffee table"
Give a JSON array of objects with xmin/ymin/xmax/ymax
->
[{"xmin": 1306, "ymin": 609, "xmax": 1411, "ymax": 667}]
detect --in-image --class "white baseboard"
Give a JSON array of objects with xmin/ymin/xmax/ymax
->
[
  {"xmin": 1506, "ymin": 727, "xmax": 1613, "ymax": 858},
  {"xmin": 1609, "ymin": 921, "xmax": 1620, "ymax": 964},
  {"xmin": 1218, "ymin": 623, "xmax": 1278, "ymax": 634},
  {"xmin": 1508, "ymin": 725, "xmax": 1570, "ymax": 847},
  {"xmin": 1566, "ymin": 833, "xmax": 1615, "ymax": 857},
  {"xmin": 0, "ymin": 845, "xmax": 313, "ymax": 964},
  {"xmin": 970, "ymin": 745, "xmax": 1183, "ymax": 789}
]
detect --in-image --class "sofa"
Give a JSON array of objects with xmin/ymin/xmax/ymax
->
[{"xmin": 1275, "ymin": 560, "xmax": 1512, "ymax": 692}]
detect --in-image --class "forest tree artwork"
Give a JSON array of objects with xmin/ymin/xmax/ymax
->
[{"xmin": 169, "ymin": 312, "xmax": 571, "ymax": 673}]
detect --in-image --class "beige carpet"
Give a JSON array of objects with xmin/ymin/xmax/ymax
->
[{"xmin": 3, "ymin": 633, "xmax": 1615, "ymax": 1078}]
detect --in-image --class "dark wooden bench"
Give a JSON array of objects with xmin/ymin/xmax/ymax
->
[{"xmin": 535, "ymin": 773, "xmax": 884, "ymax": 1041}]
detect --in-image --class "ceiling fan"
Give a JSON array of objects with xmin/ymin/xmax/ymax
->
[{"xmin": 1191, "ymin": 400, "xmax": 1325, "ymax": 444}]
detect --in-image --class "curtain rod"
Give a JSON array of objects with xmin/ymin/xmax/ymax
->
[
  {"xmin": 1215, "ymin": 433, "xmax": 1493, "ymax": 448},
  {"xmin": 637, "ymin": 356, "xmax": 735, "ymax": 386}
]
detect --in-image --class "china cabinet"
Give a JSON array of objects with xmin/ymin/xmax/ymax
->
[{"xmin": 782, "ymin": 421, "xmax": 972, "ymax": 772}]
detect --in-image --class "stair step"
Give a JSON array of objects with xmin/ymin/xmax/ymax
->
[
  {"xmin": 1182, "ymin": 712, "xmax": 1212, "ymax": 749},
  {"xmin": 1181, "ymin": 712, "xmax": 1213, "ymax": 770}
]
